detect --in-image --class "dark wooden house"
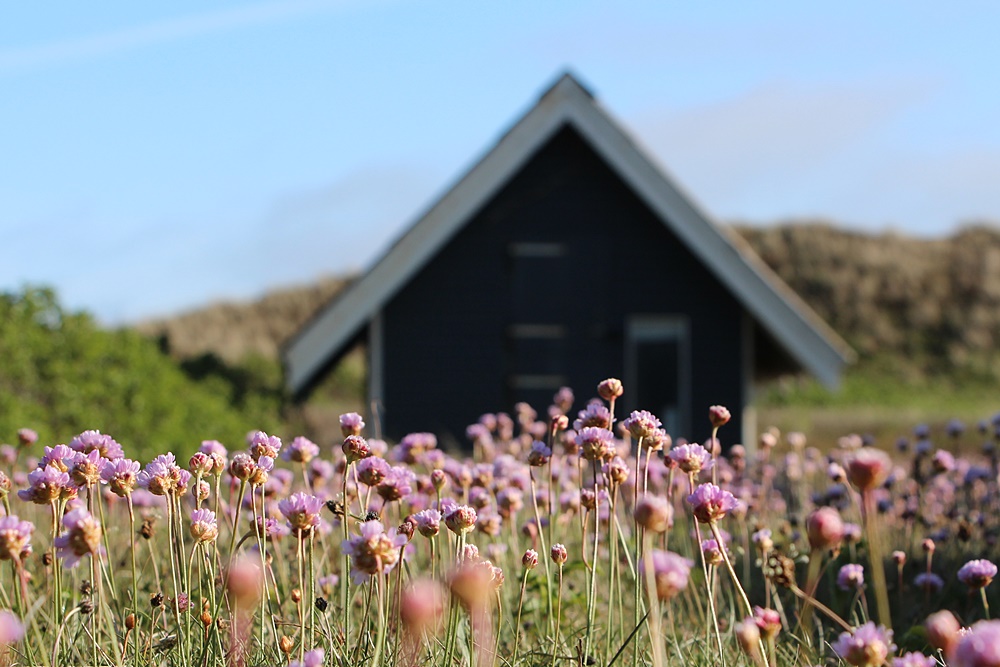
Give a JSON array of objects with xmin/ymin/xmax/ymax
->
[{"xmin": 284, "ymin": 73, "xmax": 853, "ymax": 446}]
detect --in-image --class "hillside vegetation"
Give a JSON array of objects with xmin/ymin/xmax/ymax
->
[{"xmin": 0, "ymin": 287, "xmax": 285, "ymax": 458}]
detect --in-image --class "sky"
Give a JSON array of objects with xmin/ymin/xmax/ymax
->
[{"xmin": 3, "ymin": 2, "xmax": 1000, "ymax": 323}]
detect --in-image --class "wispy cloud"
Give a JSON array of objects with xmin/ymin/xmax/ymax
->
[{"xmin": 0, "ymin": 0, "xmax": 359, "ymax": 75}]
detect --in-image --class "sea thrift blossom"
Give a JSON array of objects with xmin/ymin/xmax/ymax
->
[
  {"xmin": 642, "ymin": 550, "xmax": 692, "ymax": 601},
  {"xmin": 925, "ymin": 610, "xmax": 962, "ymax": 656},
  {"xmin": 958, "ymin": 559, "xmax": 998, "ymax": 589},
  {"xmin": 576, "ymin": 427, "xmax": 615, "ymax": 461},
  {"xmin": 17, "ymin": 428, "xmax": 37, "ymax": 447},
  {"xmin": 342, "ymin": 435, "xmax": 371, "ymax": 463},
  {"xmin": 412, "ymin": 509, "xmax": 442, "ymax": 538},
  {"xmin": 952, "ymin": 620, "xmax": 1000, "ymax": 667},
  {"xmin": 39, "ymin": 444, "xmax": 76, "ymax": 472},
  {"xmin": 289, "ymin": 648, "xmax": 325, "ymax": 667},
  {"xmin": 701, "ymin": 539, "xmax": 724, "ymax": 567},
  {"xmin": 0, "ymin": 516, "xmax": 34, "ymax": 562},
  {"xmin": 248, "ymin": 431, "xmax": 282, "ymax": 459},
  {"xmin": 686, "ymin": 483, "xmax": 738, "ymax": 523},
  {"xmin": 69, "ymin": 449, "xmax": 108, "ymax": 488},
  {"xmin": 282, "ymin": 436, "xmax": 319, "ymax": 464},
  {"xmin": 708, "ymin": 405, "xmax": 731, "ymax": 428},
  {"xmin": 669, "ymin": 443, "xmax": 713, "ymax": 475},
  {"xmin": 68, "ymin": 429, "xmax": 123, "ymax": 459},
  {"xmin": 527, "ymin": 441, "xmax": 551, "ymax": 467},
  {"xmin": 278, "ymin": 493, "xmax": 324, "ymax": 537},
  {"xmin": 522, "ymin": 549, "xmax": 538, "ymax": 569},
  {"xmin": 400, "ymin": 581, "xmax": 446, "ymax": 635},
  {"xmin": 376, "ymin": 466, "xmax": 415, "ymax": 502},
  {"xmin": 624, "ymin": 410, "xmax": 661, "ymax": 439},
  {"xmin": 17, "ymin": 465, "xmax": 71, "ymax": 504},
  {"xmin": 573, "ymin": 402, "xmax": 612, "ymax": 431},
  {"xmin": 189, "ymin": 509, "xmax": 219, "ymax": 543},
  {"xmin": 227, "ymin": 555, "xmax": 263, "ymax": 602},
  {"xmin": 634, "ymin": 495, "xmax": 673, "ymax": 533},
  {"xmin": 444, "ymin": 505, "xmax": 478, "ymax": 535},
  {"xmin": 892, "ymin": 653, "xmax": 937, "ymax": 667},
  {"xmin": 831, "ymin": 622, "xmax": 896, "ymax": 667},
  {"xmin": 753, "ymin": 606, "xmax": 781, "ymax": 639},
  {"xmin": 847, "ymin": 448, "xmax": 893, "ymax": 492},
  {"xmin": 0, "ymin": 610, "xmax": 24, "ymax": 646},
  {"xmin": 138, "ymin": 453, "xmax": 182, "ymax": 496},
  {"xmin": 806, "ymin": 506, "xmax": 845, "ymax": 551},
  {"xmin": 340, "ymin": 412, "xmax": 365, "ymax": 437},
  {"xmin": 342, "ymin": 520, "xmax": 407, "ymax": 583},
  {"xmin": 838, "ymin": 563, "xmax": 865, "ymax": 591},
  {"xmin": 54, "ymin": 508, "xmax": 103, "ymax": 568},
  {"xmin": 914, "ymin": 572, "xmax": 944, "ymax": 593},
  {"xmin": 356, "ymin": 456, "xmax": 391, "ymax": 487},
  {"xmin": 551, "ymin": 543, "xmax": 568, "ymax": 565}
]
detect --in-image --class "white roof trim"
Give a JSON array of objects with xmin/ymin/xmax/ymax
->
[{"xmin": 285, "ymin": 73, "xmax": 853, "ymax": 394}]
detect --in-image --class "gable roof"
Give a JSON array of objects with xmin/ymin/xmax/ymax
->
[{"xmin": 284, "ymin": 72, "xmax": 854, "ymax": 394}]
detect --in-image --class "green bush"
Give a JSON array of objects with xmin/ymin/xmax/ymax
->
[{"xmin": 0, "ymin": 286, "xmax": 283, "ymax": 459}]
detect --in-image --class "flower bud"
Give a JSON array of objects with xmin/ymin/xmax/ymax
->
[
  {"xmin": 551, "ymin": 543, "xmax": 568, "ymax": 565},
  {"xmin": 634, "ymin": 495, "xmax": 673, "ymax": 533},
  {"xmin": 597, "ymin": 378, "xmax": 623, "ymax": 401},
  {"xmin": 709, "ymin": 405, "xmax": 731, "ymax": 428},
  {"xmin": 925, "ymin": 610, "xmax": 960, "ymax": 656},
  {"xmin": 279, "ymin": 635, "xmax": 294, "ymax": 655},
  {"xmin": 522, "ymin": 549, "xmax": 538, "ymax": 570},
  {"xmin": 806, "ymin": 507, "xmax": 845, "ymax": 552}
]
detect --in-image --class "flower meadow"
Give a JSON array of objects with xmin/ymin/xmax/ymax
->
[{"xmin": 0, "ymin": 381, "xmax": 999, "ymax": 666}]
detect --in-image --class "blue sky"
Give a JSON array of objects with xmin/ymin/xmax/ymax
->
[{"xmin": 3, "ymin": 2, "xmax": 999, "ymax": 322}]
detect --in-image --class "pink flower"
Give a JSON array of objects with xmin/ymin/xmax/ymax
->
[
  {"xmin": 0, "ymin": 610, "xmax": 24, "ymax": 645},
  {"xmin": 669, "ymin": 443, "xmax": 713, "ymax": 475},
  {"xmin": 959, "ymin": 559, "xmax": 998, "ymax": 590},
  {"xmin": 54, "ymin": 508, "xmax": 103, "ymax": 569},
  {"xmin": 686, "ymin": 483, "xmax": 737, "ymax": 523},
  {"xmin": 953, "ymin": 620, "xmax": 1000, "ymax": 667},
  {"xmin": 837, "ymin": 563, "xmax": 865, "ymax": 591},
  {"xmin": 642, "ymin": 550, "xmax": 692, "ymax": 601},
  {"xmin": 342, "ymin": 521, "xmax": 407, "ymax": 583},
  {"xmin": 846, "ymin": 448, "xmax": 892, "ymax": 492},
  {"xmin": 831, "ymin": 622, "xmax": 896, "ymax": 667},
  {"xmin": 0, "ymin": 515, "xmax": 34, "ymax": 562},
  {"xmin": 278, "ymin": 492, "xmax": 324, "ymax": 537}
]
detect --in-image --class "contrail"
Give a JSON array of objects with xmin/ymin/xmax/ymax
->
[{"xmin": 0, "ymin": 0, "xmax": 359, "ymax": 74}]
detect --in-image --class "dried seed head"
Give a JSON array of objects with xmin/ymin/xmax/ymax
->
[
  {"xmin": 79, "ymin": 599, "xmax": 95, "ymax": 615},
  {"xmin": 125, "ymin": 614, "xmax": 137, "ymax": 630},
  {"xmin": 763, "ymin": 553, "xmax": 796, "ymax": 588},
  {"xmin": 291, "ymin": 588, "xmax": 302, "ymax": 603},
  {"xmin": 325, "ymin": 500, "xmax": 344, "ymax": 518},
  {"xmin": 150, "ymin": 592, "xmax": 164, "ymax": 608},
  {"xmin": 315, "ymin": 597, "xmax": 328, "ymax": 612},
  {"xmin": 279, "ymin": 636, "xmax": 294, "ymax": 655},
  {"xmin": 79, "ymin": 579, "xmax": 93, "ymax": 596},
  {"xmin": 200, "ymin": 611, "xmax": 212, "ymax": 628},
  {"xmin": 140, "ymin": 519, "xmax": 156, "ymax": 540}
]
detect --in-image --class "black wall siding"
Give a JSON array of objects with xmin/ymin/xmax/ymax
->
[{"xmin": 380, "ymin": 124, "xmax": 748, "ymax": 448}]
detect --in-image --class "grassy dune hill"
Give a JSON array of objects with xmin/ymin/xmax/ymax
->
[{"xmin": 132, "ymin": 222, "xmax": 1000, "ymax": 448}]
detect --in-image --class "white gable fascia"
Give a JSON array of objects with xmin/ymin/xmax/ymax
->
[{"xmin": 285, "ymin": 74, "xmax": 853, "ymax": 394}]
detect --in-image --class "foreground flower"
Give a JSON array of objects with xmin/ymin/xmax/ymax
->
[
  {"xmin": 101, "ymin": 458, "xmax": 140, "ymax": 497},
  {"xmin": 959, "ymin": 559, "xmax": 998, "ymax": 590},
  {"xmin": 342, "ymin": 520, "xmax": 407, "ymax": 583},
  {"xmin": 892, "ymin": 653, "xmax": 937, "ymax": 667},
  {"xmin": 289, "ymin": 648, "xmax": 325, "ymax": 667},
  {"xmin": 686, "ymin": 483, "xmax": 738, "ymax": 523},
  {"xmin": 806, "ymin": 506, "xmax": 845, "ymax": 552},
  {"xmin": 953, "ymin": 620, "xmax": 1000, "ymax": 667},
  {"xmin": 669, "ymin": 443, "xmax": 713, "ymax": 475},
  {"xmin": 0, "ymin": 610, "xmax": 24, "ymax": 646},
  {"xmin": 399, "ymin": 580, "xmax": 446, "ymax": 634},
  {"xmin": 278, "ymin": 492, "xmax": 324, "ymax": 537},
  {"xmin": 17, "ymin": 464, "xmax": 71, "ymax": 504},
  {"xmin": 831, "ymin": 622, "xmax": 895, "ymax": 667},
  {"xmin": 838, "ymin": 563, "xmax": 865, "ymax": 591},
  {"xmin": 846, "ymin": 448, "xmax": 892, "ymax": 492},
  {"xmin": 190, "ymin": 509, "xmax": 219, "ymax": 543},
  {"xmin": 642, "ymin": 550, "xmax": 692, "ymax": 601},
  {"xmin": 54, "ymin": 508, "xmax": 103, "ymax": 568},
  {"xmin": 0, "ymin": 516, "xmax": 34, "ymax": 562}
]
